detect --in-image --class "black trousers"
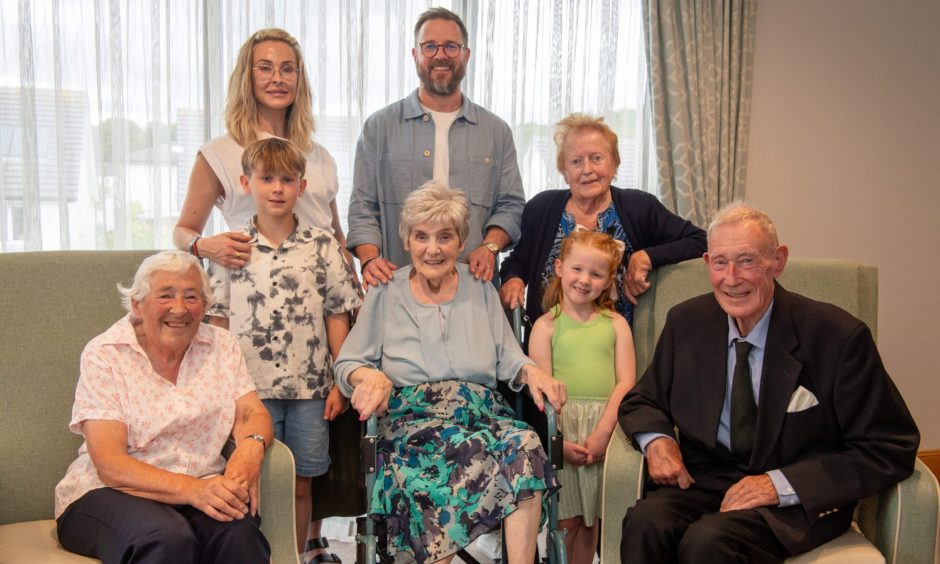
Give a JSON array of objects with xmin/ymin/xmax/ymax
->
[
  {"xmin": 56, "ymin": 488, "xmax": 270, "ymax": 564},
  {"xmin": 621, "ymin": 486, "xmax": 789, "ymax": 564}
]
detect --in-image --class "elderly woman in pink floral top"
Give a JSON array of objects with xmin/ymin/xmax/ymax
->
[{"xmin": 54, "ymin": 250, "xmax": 273, "ymax": 564}]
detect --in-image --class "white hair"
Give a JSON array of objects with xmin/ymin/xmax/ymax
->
[
  {"xmin": 118, "ymin": 250, "xmax": 212, "ymax": 315},
  {"xmin": 708, "ymin": 202, "xmax": 780, "ymax": 251}
]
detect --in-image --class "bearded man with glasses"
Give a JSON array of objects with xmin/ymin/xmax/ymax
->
[{"xmin": 348, "ymin": 7, "xmax": 525, "ymax": 289}]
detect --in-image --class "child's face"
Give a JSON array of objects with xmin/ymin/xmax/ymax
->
[
  {"xmin": 555, "ymin": 244, "xmax": 613, "ymax": 307},
  {"xmin": 240, "ymin": 167, "xmax": 306, "ymax": 220}
]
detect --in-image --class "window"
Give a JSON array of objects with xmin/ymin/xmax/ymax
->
[{"xmin": 0, "ymin": 0, "xmax": 648, "ymax": 252}]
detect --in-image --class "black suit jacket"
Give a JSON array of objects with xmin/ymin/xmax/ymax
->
[{"xmin": 618, "ymin": 283, "xmax": 919, "ymax": 555}]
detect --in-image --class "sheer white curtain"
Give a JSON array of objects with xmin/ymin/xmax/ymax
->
[{"xmin": 0, "ymin": 0, "xmax": 648, "ymax": 252}]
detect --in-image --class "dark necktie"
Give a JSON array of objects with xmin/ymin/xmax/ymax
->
[{"xmin": 731, "ymin": 339, "xmax": 757, "ymax": 461}]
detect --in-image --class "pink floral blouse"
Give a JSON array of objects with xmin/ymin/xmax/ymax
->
[{"xmin": 54, "ymin": 315, "xmax": 255, "ymax": 517}]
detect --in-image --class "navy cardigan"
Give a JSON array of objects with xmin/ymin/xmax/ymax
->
[{"xmin": 499, "ymin": 186, "xmax": 707, "ymax": 338}]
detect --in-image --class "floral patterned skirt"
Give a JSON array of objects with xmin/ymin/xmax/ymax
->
[{"xmin": 371, "ymin": 380, "xmax": 558, "ymax": 563}]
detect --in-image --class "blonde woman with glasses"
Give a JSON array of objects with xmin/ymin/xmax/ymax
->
[{"xmin": 174, "ymin": 28, "xmax": 351, "ymax": 272}]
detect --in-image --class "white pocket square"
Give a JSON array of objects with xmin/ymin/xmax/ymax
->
[{"xmin": 786, "ymin": 386, "xmax": 819, "ymax": 412}]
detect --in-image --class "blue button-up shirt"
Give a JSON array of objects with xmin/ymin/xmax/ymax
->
[{"xmin": 348, "ymin": 89, "xmax": 525, "ymax": 272}]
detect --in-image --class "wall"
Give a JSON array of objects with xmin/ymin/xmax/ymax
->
[{"xmin": 746, "ymin": 0, "xmax": 940, "ymax": 447}]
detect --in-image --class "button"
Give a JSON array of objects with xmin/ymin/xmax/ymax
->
[
  {"xmin": 484, "ymin": 156, "xmax": 491, "ymax": 164},
  {"xmin": 423, "ymin": 149, "xmax": 431, "ymax": 157},
  {"xmin": 273, "ymin": 255, "xmax": 278, "ymax": 260},
  {"xmin": 785, "ymin": 487, "xmax": 793, "ymax": 494},
  {"xmin": 273, "ymin": 336, "xmax": 279, "ymax": 341},
  {"xmin": 422, "ymin": 114, "xmax": 430, "ymax": 122},
  {"xmin": 275, "ymin": 363, "xmax": 280, "ymax": 368},
  {"xmin": 272, "ymin": 281, "xmax": 277, "ymax": 287}
]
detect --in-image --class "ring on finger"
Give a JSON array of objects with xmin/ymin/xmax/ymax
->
[{"xmin": 234, "ymin": 251, "xmax": 242, "ymax": 259}]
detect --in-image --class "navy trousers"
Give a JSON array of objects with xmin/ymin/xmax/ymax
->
[
  {"xmin": 56, "ymin": 488, "xmax": 270, "ymax": 564},
  {"xmin": 621, "ymin": 485, "xmax": 789, "ymax": 564}
]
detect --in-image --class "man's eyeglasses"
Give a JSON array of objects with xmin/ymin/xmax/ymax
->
[
  {"xmin": 252, "ymin": 62, "xmax": 300, "ymax": 81},
  {"xmin": 418, "ymin": 41, "xmax": 464, "ymax": 58}
]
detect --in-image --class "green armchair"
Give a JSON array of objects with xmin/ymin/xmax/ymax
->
[
  {"xmin": 600, "ymin": 259, "xmax": 939, "ymax": 563},
  {"xmin": 0, "ymin": 251, "xmax": 300, "ymax": 564}
]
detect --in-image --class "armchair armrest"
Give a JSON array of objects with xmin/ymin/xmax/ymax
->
[
  {"xmin": 224, "ymin": 438, "xmax": 299, "ymax": 564},
  {"xmin": 857, "ymin": 457, "xmax": 939, "ymax": 563},
  {"xmin": 599, "ymin": 426, "xmax": 645, "ymax": 563}
]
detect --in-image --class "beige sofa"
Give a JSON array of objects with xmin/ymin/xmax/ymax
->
[
  {"xmin": 600, "ymin": 258, "xmax": 939, "ymax": 563},
  {"xmin": 0, "ymin": 251, "xmax": 300, "ymax": 564}
]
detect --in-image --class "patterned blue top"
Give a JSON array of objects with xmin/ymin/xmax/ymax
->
[{"xmin": 540, "ymin": 203, "xmax": 636, "ymax": 324}]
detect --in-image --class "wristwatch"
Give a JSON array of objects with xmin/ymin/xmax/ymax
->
[
  {"xmin": 482, "ymin": 242, "xmax": 500, "ymax": 255},
  {"xmin": 188, "ymin": 235, "xmax": 202, "ymax": 258},
  {"xmin": 243, "ymin": 434, "xmax": 266, "ymax": 448}
]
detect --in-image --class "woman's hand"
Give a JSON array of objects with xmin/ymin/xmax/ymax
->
[
  {"xmin": 222, "ymin": 439, "xmax": 265, "ymax": 515},
  {"xmin": 563, "ymin": 440, "xmax": 592, "ymax": 467},
  {"xmin": 349, "ymin": 367, "xmax": 393, "ymax": 420},
  {"xmin": 197, "ymin": 232, "xmax": 253, "ymax": 269},
  {"xmin": 499, "ymin": 277, "xmax": 526, "ymax": 309},
  {"xmin": 324, "ymin": 384, "xmax": 349, "ymax": 421},
  {"xmin": 185, "ymin": 474, "xmax": 251, "ymax": 522},
  {"xmin": 520, "ymin": 364, "xmax": 567, "ymax": 413},
  {"xmin": 624, "ymin": 250, "xmax": 653, "ymax": 304}
]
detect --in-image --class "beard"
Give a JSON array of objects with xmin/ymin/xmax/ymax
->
[{"xmin": 417, "ymin": 58, "xmax": 466, "ymax": 96}]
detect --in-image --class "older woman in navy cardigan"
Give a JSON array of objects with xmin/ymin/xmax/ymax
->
[{"xmin": 499, "ymin": 113, "xmax": 706, "ymax": 338}]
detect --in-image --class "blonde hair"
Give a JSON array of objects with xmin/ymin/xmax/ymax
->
[
  {"xmin": 553, "ymin": 113, "xmax": 621, "ymax": 174},
  {"xmin": 708, "ymin": 202, "xmax": 780, "ymax": 252},
  {"xmin": 542, "ymin": 231, "xmax": 621, "ymax": 316},
  {"xmin": 241, "ymin": 137, "xmax": 307, "ymax": 178},
  {"xmin": 399, "ymin": 180, "xmax": 471, "ymax": 246},
  {"xmin": 225, "ymin": 28, "xmax": 314, "ymax": 153}
]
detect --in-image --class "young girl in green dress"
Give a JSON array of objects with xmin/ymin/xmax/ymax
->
[{"xmin": 529, "ymin": 230, "xmax": 637, "ymax": 563}]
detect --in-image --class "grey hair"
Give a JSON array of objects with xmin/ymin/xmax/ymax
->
[
  {"xmin": 398, "ymin": 180, "xmax": 471, "ymax": 245},
  {"xmin": 118, "ymin": 250, "xmax": 213, "ymax": 314},
  {"xmin": 708, "ymin": 202, "xmax": 780, "ymax": 251}
]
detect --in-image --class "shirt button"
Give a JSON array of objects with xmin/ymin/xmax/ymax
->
[
  {"xmin": 423, "ymin": 149, "xmax": 431, "ymax": 157},
  {"xmin": 484, "ymin": 156, "xmax": 491, "ymax": 164},
  {"xmin": 273, "ymin": 255, "xmax": 278, "ymax": 260},
  {"xmin": 422, "ymin": 114, "xmax": 430, "ymax": 122},
  {"xmin": 273, "ymin": 336, "xmax": 279, "ymax": 341},
  {"xmin": 272, "ymin": 281, "xmax": 277, "ymax": 287},
  {"xmin": 275, "ymin": 363, "xmax": 280, "ymax": 368}
]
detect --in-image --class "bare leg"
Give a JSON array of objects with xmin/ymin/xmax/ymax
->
[
  {"xmin": 295, "ymin": 476, "xmax": 313, "ymax": 554},
  {"xmin": 560, "ymin": 516, "xmax": 583, "ymax": 563},
  {"xmin": 569, "ymin": 518, "xmax": 598, "ymax": 564},
  {"xmin": 504, "ymin": 492, "xmax": 543, "ymax": 564}
]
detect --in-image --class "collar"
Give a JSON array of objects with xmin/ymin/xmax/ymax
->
[
  {"xmin": 245, "ymin": 214, "xmax": 313, "ymax": 249},
  {"xmin": 726, "ymin": 300, "xmax": 774, "ymax": 350},
  {"xmin": 403, "ymin": 88, "xmax": 478, "ymax": 124},
  {"xmin": 100, "ymin": 313, "xmax": 215, "ymax": 349}
]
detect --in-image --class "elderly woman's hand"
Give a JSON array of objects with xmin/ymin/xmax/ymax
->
[
  {"xmin": 624, "ymin": 250, "xmax": 653, "ymax": 305},
  {"xmin": 349, "ymin": 367, "xmax": 394, "ymax": 420},
  {"xmin": 185, "ymin": 474, "xmax": 252, "ymax": 522},
  {"xmin": 520, "ymin": 364, "xmax": 567, "ymax": 413},
  {"xmin": 499, "ymin": 277, "xmax": 526, "ymax": 309}
]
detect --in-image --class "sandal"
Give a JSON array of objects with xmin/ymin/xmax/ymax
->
[{"xmin": 303, "ymin": 537, "xmax": 342, "ymax": 564}]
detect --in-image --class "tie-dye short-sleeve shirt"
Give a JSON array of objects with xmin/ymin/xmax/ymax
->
[{"xmin": 208, "ymin": 217, "xmax": 362, "ymax": 400}]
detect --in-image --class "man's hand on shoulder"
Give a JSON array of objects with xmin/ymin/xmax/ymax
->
[
  {"xmin": 720, "ymin": 474, "xmax": 779, "ymax": 512},
  {"xmin": 646, "ymin": 437, "xmax": 694, "ymax": 489}
]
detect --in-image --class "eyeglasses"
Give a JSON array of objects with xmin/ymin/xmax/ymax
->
[
  {"xmin": 252, "ymin": 62, "xmax": 300, "ymax": 81},
  {"xmin": 417, "ymin": 41, "xmax": 464, "ymax": 58}
]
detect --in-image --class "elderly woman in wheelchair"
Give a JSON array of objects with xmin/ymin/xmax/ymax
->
[{"xmin": 335, "ymin": 180, "xmax": 567, "ymax": 564}]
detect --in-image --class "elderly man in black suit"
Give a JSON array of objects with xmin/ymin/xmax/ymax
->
[{"xmin": 618, "ymin": 203, "xmax": 919, "ymax": 563}]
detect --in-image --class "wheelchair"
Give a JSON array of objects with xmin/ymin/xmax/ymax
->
[{"xmin": 355, "ymin": 308, "xmax": 568, "ymax": 564}]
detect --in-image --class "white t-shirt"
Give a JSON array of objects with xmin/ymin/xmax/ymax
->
[
  {"xmin": 199, "ymin": 133, "xmax": 338, "ymax": 231},
  {"xmin": 425, "ymin": 107, "xmax": 460, "ymax": 185}
]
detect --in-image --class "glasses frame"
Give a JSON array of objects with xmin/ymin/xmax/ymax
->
[
  {"xmin": 251, "ymin": 63, "xmax": 301, "ymax": 81},
  {"xmin": 417, "ymin": 41, "xmax": 465, "ymax": 58}
]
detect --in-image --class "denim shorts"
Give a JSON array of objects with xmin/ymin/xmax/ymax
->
[{"xmin": 261, "ymin": 398, "xmax": 330, "ymax": 478}]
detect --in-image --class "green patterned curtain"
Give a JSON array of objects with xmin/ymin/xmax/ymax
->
[{"xmin": 643, "ymin": 0, "xmax": 757, "ymax": 227}]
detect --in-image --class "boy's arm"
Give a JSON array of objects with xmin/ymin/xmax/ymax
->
[{"xmin": 324, "ymin": 312, "xmax": 352, "ymax": 420}]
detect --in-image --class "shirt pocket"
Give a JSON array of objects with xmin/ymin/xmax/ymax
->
[
  {"xmin": 466, "ymin": 152, "xmax": 497, "ymax": 209},
  {"xmin": 379, "ymin": 153, "xmax": 413, "ymax": 204}
]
